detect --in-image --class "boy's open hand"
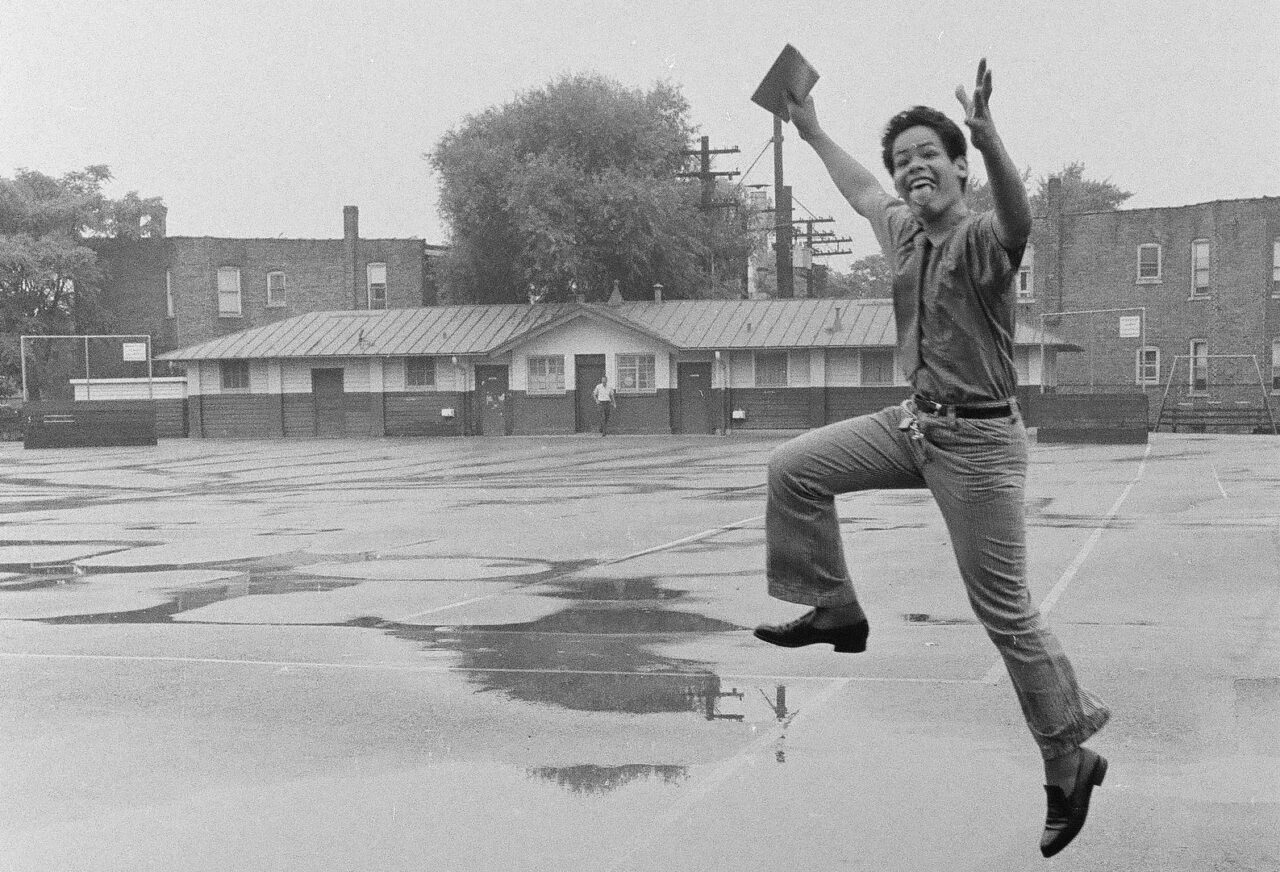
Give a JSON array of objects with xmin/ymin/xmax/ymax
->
[{"xmin": 955, "ymin": 58, "xmax": 999, "ymax": 150}]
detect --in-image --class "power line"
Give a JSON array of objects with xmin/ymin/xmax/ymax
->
[{"xmin": 734, "ymin": 137, "xmax": 777, "ymax": 189}]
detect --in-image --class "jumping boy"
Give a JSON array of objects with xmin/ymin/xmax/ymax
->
[{"xmin": 753, "ymin": 60, "xmax": 1110, "ymax": 858}]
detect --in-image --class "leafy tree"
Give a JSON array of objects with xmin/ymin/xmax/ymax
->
[
  {"xmin": 811, "ymin": 253, "xmax": 893, "ymax": 299},
  {"xmin": 965, "ymin": 162, "xmax": 1130, "ymax": 215},
  {"xmin": 966, "ymin": 162, "xmax": 1131, "ymax": 215},
  {"xmin": 1030, "ymin": 161, "xmax": 1132, "ymax": 213},
  {"xmin": 964, "ymin": 166, "xmax": 1031, "ymax": 214},
  {"xmin": 0, "ymin": 166, "xmax": 165, "ymax": 396},
  {"xmin": 429, "ymin": 74, "xmax": 752, "ymax": 303}
]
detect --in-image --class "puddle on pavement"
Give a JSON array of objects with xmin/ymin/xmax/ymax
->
[
  {"xmin": 6, "ymin": 549, "xmax": 593, "ymax": 625},
  {"xmin": 903, "ymin": 612, "xmax": 973, "ymax": 625},
  {"xmin": 383, "ymin": 595, "xmax": 746, "ymax": 717},
  {"xmin": 7, "ymin": 543, "xmax": 762, "ymax": 727},
  {"xmin": 542, "ymin": 577, "xmax": 687, "ymax": 602},
  {"xmin": 37, "ymin": 575, "xmax": 364, "ymax": 624},
  {"xmin": 0, "ymin": 576, "xmax": 87, "ymax": 592},
  {"xmin": 527, "ymin": 763, "xmax": 689, "ymax": 795}
]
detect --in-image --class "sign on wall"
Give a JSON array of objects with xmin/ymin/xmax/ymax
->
[
  {"xmin": 1118, "ymin": 316, "xmax": 1141, "ymax": 339},
  {"xmin": 122, "ymin": 342, "xmax": 148, "ymax": 362}
]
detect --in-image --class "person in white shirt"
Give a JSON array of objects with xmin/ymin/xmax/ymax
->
[{"xmin": 592, "ymin": 376, "xmax": 616, "ymax": 436}]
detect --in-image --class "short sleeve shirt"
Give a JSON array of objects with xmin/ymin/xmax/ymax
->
[
  {"xmin": 867, "ymin": 195, "xmax": 1025, "ymax": 404},
  {"xmin": 593, "ymin": 384, "xmax": 615, "ymax": 403}
]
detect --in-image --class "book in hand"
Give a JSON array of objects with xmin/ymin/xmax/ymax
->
[{"xmin": 750, "ymin": 44, "xmax": 820, "ymax": 121}]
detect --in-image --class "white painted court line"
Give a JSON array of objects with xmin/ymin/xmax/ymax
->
[
  {"xmin": 394, "ymin": 512, "xmax": 765, "ymax": 621},
  {"xmin": 981, "ymin": 441, "xmax": 1154, "ymax": 685},
  {"xmin": 1211, "ymin": 463, "xmax": 1228, "ymax": 498},
  {"xmin": 0, "ymin": 650, "xmax": 976, "ymax": 684}
]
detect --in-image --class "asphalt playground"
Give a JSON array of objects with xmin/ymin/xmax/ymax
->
[{"xmin": 1, "ymin": 430, "xmax": 1277, "ymax": 871}]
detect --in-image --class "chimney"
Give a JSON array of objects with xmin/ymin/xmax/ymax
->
[
  {"xmin": 653, "ymin": 282, "xmax": 664, "ymax": 303},
  {"xmin": 150, "ymin": 205, "xmax": 167, "ymax": 238},
  {"xmin": 344, "ymin": 206, "xmax": 360, "ymax": 308}
]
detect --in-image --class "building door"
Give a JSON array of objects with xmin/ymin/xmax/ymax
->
[
  {"xmin": 575, "ymin": 355, "xmax": 606, "ymax": 433},
  {"xmin": 677, "ymin": 362, "xmax": 715, "ymax": 434},
  {"xmin": 475, "ymin": 365, "xmax": 509, "ymax": 435},
  {"xmin": 311, "ymin": 368, "xmax": 345, "ymax": 437}
]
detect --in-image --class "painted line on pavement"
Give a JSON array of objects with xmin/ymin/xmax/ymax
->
[
  {"xmin": 0, "ymin": 649, "xmax": 977, "ymax": 684},
  {"xmin": 1211, "ymin": 463, "xmax": 1228, "ymax": 498},
  {"xmin": 394, "ymin": 512, "xmax": 765, "ymax": 621},
  {"xmin": 981, "ymin": 441, "xmax": 1154, "ymax": 685}
]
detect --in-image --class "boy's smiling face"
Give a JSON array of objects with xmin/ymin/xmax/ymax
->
[{"xmin": 891, "ymin": 125, "xmax": 968, "ymax": 220}]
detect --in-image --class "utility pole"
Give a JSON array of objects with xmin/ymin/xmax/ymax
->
[
  {"xmin": 773, "ymin": 116, "xmax": 793, "ymax": 298},
  {"xmin": 678, "ymin": 136, "xmax": 740, "ymax": 210}
]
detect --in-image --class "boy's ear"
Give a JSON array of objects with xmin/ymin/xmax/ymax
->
[{"xmin": 955, "ymin": 155, "xmax": 969, "ymax": 185}]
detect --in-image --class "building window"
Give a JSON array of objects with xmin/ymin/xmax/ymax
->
[
  {"xmin": 754, "ymin": 351, "xmax": 788, "ymax": 386},
  {"xmin": 1137, "ymin": 244, "xmax": 1162, "ymax": 283},
  {"xmin": 1016, "ymin": 244, "xmax": 1034, "ymax": 299},
  {"xmin": 861, "ymin": 348, "xmax": 895, "ymax": 385},
  {"xmin": 527, "ymin": 355, "xmax": 565, "ymax": 394},
  {"xmin": 1136, "ymin": 346, "xmax": 1160, "ymax": 385},
  {"xmin": 617, "ymin": 354, "xmax": 656, "ymax": 392},
  {"xmin": 217, "ymin": 267, "xmax": 242, "ymax": 317},
  {"xmin": 1189, "ymin": 340, "xmax": 1208, "ymax": 393},
  {"xmin": 367, "ymin": 262, "xmax": 387, "ymax": 310},
  {"xmin": 220, "ymin": 360, "xmax": 249, "ymax": 390},
  {"xmin": 405, "ymin": 356, "xmax": 436, "ymax": 389},
  {"xmin": 1272, "ymin": 238, "xmax": 1280, "ymax": 298},
  {"xmin": 165, "ymin": 270, "xmax": 175, "ymax": 318},
  {"xmin": 266, "ymin": 271, "xmax": 286, "ymax": 307},
  {"xmin": 1272, "ymin": 339, "xmax": 1280, "ymax": 392},
  {"xmin": 1191, "ymin": 240, "xmax": 1210, "ymax": 297}
]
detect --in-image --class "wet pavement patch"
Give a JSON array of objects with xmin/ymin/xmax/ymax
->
[
  {"xmin": 527, "ymin": 763, "xmax": 688, "ymax": 794},
  {"xmin": 903, "ymin": 612, "xmax": 974, "ymax": 625},
  {"xmin": 542, "ymin": 577, "xmax": 687, "ymax": 602},
  {"xmin": 29, "ymin": 574, "xmax": 363, "ymax": 624},
  {"xmin": 382, "ymin": 604, "xmax": 745, "ymax": 716}
]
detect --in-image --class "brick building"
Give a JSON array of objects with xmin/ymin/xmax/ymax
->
[
  {"xmin": 1017, "ymin": 181, "xmax": 1280, "ymax": 429},
  {"xmin": 92, "ymin": 206, "xmax": 445, "ymax": 357}
]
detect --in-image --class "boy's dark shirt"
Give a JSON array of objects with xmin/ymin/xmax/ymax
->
[{"xmin": 868, "ymin": 196, "xmax": 1026, "ymax": 405}]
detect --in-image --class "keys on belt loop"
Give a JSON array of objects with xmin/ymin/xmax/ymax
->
[{"xmin": 898, "ymin": 401, "xmax": 931, "ymax": 464}]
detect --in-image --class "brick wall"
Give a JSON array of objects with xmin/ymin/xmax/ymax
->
[
  {"xmin": 93, "ymin": 239, "xmax": 177, "ymax": 352},
  {"xmin": 1022, "ymin": 197, "xmax": 1280, "ymax": 418},
  {"xmin": 94, "ymin": 209, "xmax": 436, "ymax": 355}
]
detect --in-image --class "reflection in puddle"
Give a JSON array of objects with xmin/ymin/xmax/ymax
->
[
  {"xmin": 390, "ymin": 601, "xmax": 744, "ymax": 717},
  {"xmin": 528, "ymin": 763, "xmax": 688, "ymax": 794}
]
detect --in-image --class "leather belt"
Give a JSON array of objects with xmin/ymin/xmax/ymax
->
[{"xmin": 912, "ymin": 394, "xmax": 1013, "ymax": 419}]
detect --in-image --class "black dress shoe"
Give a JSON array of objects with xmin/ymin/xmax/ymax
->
[
  {"xmin": 753, "ymin": 609, "xmax": 870, "ymax": 653},
  {"xmin": 1040, "ymin": 746, "xmax": 1108, "ymax": 858}
]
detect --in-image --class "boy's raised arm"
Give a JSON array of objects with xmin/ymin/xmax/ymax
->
[
  {"xmin": 789, "ymin": 95, "xmax": 889, "ymax": 220},
  {"xmin": 955, "ymin": 58, "xmax": 1031, "ymax": 250}
]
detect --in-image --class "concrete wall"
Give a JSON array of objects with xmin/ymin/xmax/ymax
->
[{"xmin": 1034, "ymin": 393, "xmax": 1150, "ymax": 444}]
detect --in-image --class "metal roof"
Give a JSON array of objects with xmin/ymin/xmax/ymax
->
[{"xmin": 158, "ymin": 299, "xmax": 1079, "ymax": 361}]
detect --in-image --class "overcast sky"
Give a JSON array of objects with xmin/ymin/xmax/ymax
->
[{"xmin": 3, "ymin": 0, "xmax": 1277, "ymax": 266}]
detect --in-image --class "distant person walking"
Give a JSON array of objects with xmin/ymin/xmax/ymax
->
[
  {"xmin": 593, "ymin": 376, "xmax": 616, "ymax": 436},
  {"xmin": 753, "ymin": 60, "xmax": 1110, "ymax": 858}
]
